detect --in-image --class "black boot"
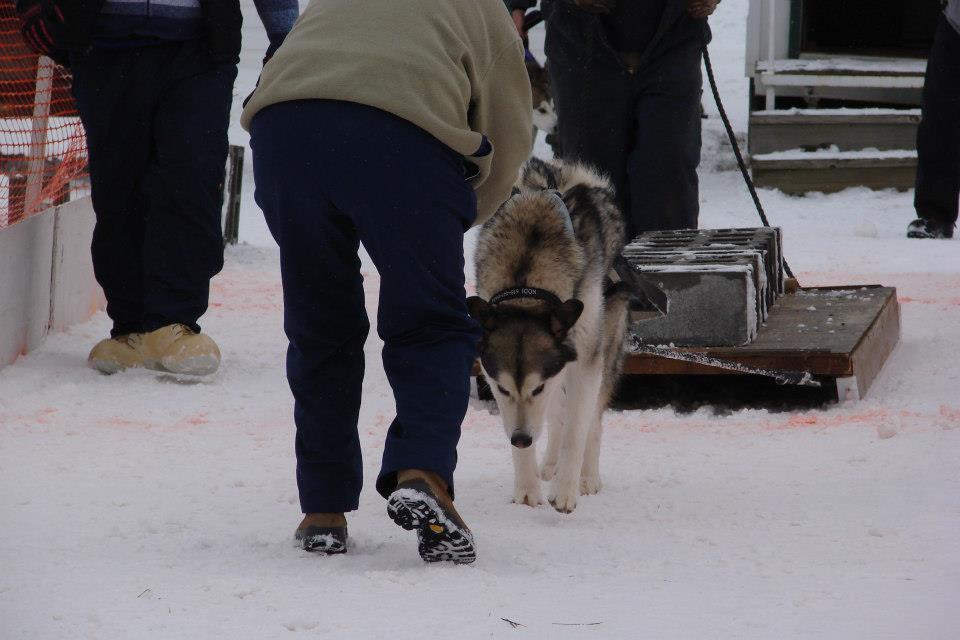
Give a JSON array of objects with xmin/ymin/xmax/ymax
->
[{"xmin": 907, "ymin": 217, "xmax": 955, "ymax": 239}]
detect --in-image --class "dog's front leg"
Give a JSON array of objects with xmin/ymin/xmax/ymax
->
[
  {"xmin": 548, "ymin": 361, "xmax": 603, "ymax": 513},
  {"xmin": 512, "ymin": 445, "xmax": 543, "ymax": 507},
  {"xmin": 540, "ymin": 384, "xmax": 566, "ymax": 481},
  {"xmin": 580, "ymin": 410, "xmax": 604, "ymax": 495}
]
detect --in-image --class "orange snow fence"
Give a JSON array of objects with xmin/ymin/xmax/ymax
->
[{"xmin": 0, "ymin": 0, "xmax": 88, "ymax": 228}]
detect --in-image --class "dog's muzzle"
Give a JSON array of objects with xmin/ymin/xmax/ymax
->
[{"xmin": 510, "ymin": 431, "xmax": 533, "ymax": 449}]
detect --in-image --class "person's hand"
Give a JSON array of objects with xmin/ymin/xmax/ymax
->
[
  {"xmin": 574, "ymin": 0, "xmax": 616, "ymax": 14},
  {"xmin": 511, "ymin": 9, "xmax": 527, "ymax": 37},
  {"xmin": 687, "ymin": 0, "xmax": 720, "ymax": 18}
]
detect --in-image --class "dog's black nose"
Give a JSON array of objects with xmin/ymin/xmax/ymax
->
[{"xmin": 511, "ymin": 432, "xmax": 532, "ymax": 449}]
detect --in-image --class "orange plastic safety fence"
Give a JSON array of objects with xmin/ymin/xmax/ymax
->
[{"xmin": 0, "ymin": 0, "xmax": 88, "ymax": 229}]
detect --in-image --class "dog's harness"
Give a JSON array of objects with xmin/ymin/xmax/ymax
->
[
  {"xmin": 489, "ymin": 286, "xmax": 562, "ymax": 307},
  {"xmin": 548, "ymin": 191, "xmax": 576, "ymax": 236},
  {"xmin": 509, "ymin": 187, "xmax": 575, "ymax": 236},
  {"xmin": 485, "ymin": 189, "xmax": 575, "ymax": 308}
]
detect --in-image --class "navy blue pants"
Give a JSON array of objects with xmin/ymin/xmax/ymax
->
[
  {"xmin": 915, "ymin": 15, "xmax": 960, "ymax": 228},
  {"xmin": 70, "ymin": 41, "xmax": 236, "ymax": 336},
  {"xmin": 545, "ymin": 3, "xmax": 706, "ymax": 235},
  {"xmin": 250, "ymin": 101, "xmax": 480, "ymax": 513}
]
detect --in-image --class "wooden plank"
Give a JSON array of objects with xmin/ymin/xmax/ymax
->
[
  {"xmin": 751, "ymin": 161, "xmax": 916, "ymax": 194},
  {"xmin": 623, "ymin": 287, "xmax": 898, "ymax": 379},
  {"xmin": 750, "ymin": 112, "xmax": 921, "ymax": 126},
  {"xmin": 756, "ymin": 60, "xmax": 926, "ymax": 76},
  {"xmin": 745, "ymin": 287, "xmax": 892, "ymax": 353},
  {"xmin": 748, "ymin": 116, "xmax": 920, "ymax": 155},
  {"xmin": 752, "ymin": 156, "xmax": 917, "ymax": 170},
  {"xmin": 622, "ymin": 351, "xmax": 845, "ymax": 376},
  {"xmin": 759, "ymin": 74, "xmax": 924, "ymax": 90},
  {"xmin": 767, "ymin": 68, "xmax": 924, "ymax": 78},
  {"xmin": 849, "ymin": 292, "xmax": 901, "ymax": 399}
]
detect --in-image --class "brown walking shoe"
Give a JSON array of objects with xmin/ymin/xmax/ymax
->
[
  {"xmin": 387, "ymin": 469, "xmax": 476, "ymax": 564},
  {"xmin": 294, "ymin": 513, "xmax": 348, "ymax": 554},
  {"xmin": 141, "ymin": 324, "xmax": 221, "ymax": 375},
  {"xmin": 87, "ymin": 333, "xmax": 145, "ymax": 374}
]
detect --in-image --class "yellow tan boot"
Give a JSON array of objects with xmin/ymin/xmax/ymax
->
[
  {"xmin": 294, "ymin": 513, "xmax": 348, "ymax": 554},
  {"xmin": 141, "ymin": 324, "xmax": 221, "ymax": 375},
  {"xmin": 87, "ymin": 334, "xmax": 145, "ymax": 374},
  {"xmin": 387, "ymin": 469, "xmax": 476, "ymax": 564}
]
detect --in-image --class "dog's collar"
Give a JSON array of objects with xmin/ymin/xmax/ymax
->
[{"xmin": 489, "ymin": 286, "xmax": 562, "ymax": 307}]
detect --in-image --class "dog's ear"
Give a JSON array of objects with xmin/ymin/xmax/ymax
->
[
  {"xmin": 467, "ymin": 296, "xmax": 496, "ymax": 331},
  {"xmin": 550, "ymin": 299, "xmax": 584, "ymax": 339}
]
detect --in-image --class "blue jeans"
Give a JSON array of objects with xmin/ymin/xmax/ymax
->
[
  {"xmin": 250, "ymin": 100, "xmax": 481, "ymax": 513},
  {"xmin": 70, "ymin": 40, "xmax": 236, "ymax": 336}
]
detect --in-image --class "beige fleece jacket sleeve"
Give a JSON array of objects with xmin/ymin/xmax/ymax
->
[{"xmin": 471, "ymin": 41, "xmax": 534, "ymax": 225}]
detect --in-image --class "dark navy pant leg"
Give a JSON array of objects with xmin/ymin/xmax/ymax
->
[
  {"xmin": 251, "ymin": 105, "xmax": 369, "ymax": 514},
  {"xmin": 141, "ymin": 43, "xmax": 236, "ymax": 333},
  {"xmin": 305, "ymin": 103, "xmax": 480, "ymax": 501},
  {"xmin": 628, "ymin": 39, "xmax": 703, "ymax": 233},
  {"xmin": 71, "ymin": 43, "xmax": 235, "ymax": 336},
  {"xmin": 915, "ymin": 15, "xmax": 960, "ymax": 228},
  {"xmin": 334, "ymin": 122, "xmax": 479, "ymax": 503},
  {"xmin": 251, "ymin": 100, "xmax": 479, "ymax": 510},
  {"xmin": 70, "ymin": 49, "xmax": 154, "ymax": 337}
]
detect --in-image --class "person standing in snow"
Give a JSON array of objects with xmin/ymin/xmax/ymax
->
[
  {"xmin": 241, "ymin": 0, "xmax": 531, "ymax": 562},
  {"xmin": 508, "ymin": 0, "xmax": 719, "ymax": 236},
  {"xmin": 908, "ymin": 0, "xmax": 960, "ymax": 240},
  {"xmin": 17, "ymin": 0, "xmax": 299, "ymax": 375}
]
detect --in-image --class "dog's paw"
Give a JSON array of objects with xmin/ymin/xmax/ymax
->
[
  {"xmin": 513, "ymin": 486, "xmax": 543, "ymax": 507},
  {"xmin": 580, "ymin": 474, "xmax": 602, "ymax": 495},
  {"xmin": 547, "ymin": 487, "xmax": 578, "ymax": 514},
  {"xmin": 539, "ymin": 461, "xmax": 557, "ymax": 481}
]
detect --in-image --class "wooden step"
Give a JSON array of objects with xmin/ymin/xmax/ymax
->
[
  {"xmin": 750, "ymin": 149, "xmax": 917, "ymax": 194},
  {"xmin": 748, "ymin": 109, "xmax": 921, "ymax": 155},
  {"xmin": 755, "ymin": 58, "xmax": 925, "ymax": 89}
]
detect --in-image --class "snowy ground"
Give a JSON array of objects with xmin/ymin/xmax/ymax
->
[{"xmin": 2, "ymin": 2, "xmax": 959, "ymax": 638}]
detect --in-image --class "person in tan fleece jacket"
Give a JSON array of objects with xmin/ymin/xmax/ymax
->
[{"xmin": 241, "ymin": 0, "xmax": 532, "ymax": 563}]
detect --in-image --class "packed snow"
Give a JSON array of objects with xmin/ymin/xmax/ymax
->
[{"xmin": 2, "ymin": 1, "xmax": 959, "ymax": 638}]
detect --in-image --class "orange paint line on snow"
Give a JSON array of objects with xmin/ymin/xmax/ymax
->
[
  {"xmin": 897, "ymin": 296, "xmax": 960, "ymax": 306},
  {"xmin": 178, "ymin": 413, "xmax": 210, "ymax": 427},
  {"xmin": 97, "ymin": 416, "xmax": 156, "ymax": 429},
  {"xmin": 0, "ymin": 407, "xmax": 60, "ymax": 427}
]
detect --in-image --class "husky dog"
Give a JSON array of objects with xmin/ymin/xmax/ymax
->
[
  {"xmin": 467, "ymin": 157, "xmax": 631, "ymax": 514},
  {"xmin": 526, "ymin": 57, "xmax": 557, "ymax": 136}
]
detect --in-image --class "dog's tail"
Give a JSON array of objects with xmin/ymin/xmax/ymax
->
[{"xmin": 519, "ymin": 157, "xmax": 611, "ymax": 196}]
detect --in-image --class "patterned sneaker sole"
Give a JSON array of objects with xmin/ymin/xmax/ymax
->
[
  {"xmin": 295, "ymin": 529, "xmax": 348, "ymax": 554},
  {"xmin": 301, "ymin": 534, "xmax": 347, "ymax": 554},
  {"xmin": 387, "ymin": 489, "xmax": 476, "ymax": 564}
]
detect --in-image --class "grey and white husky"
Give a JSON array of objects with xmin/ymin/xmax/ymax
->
[
  {"xmin": 467, "ymin": 157, "xmax": 631, "ymax": 514},
  {"xmin": 526, "ymin": 57, "xmax": 557, "ymax": 136}
]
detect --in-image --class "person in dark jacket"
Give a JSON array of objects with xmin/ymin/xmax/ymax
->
[
  {"xmin": 908, "ymin": 0, "xmax": 960, "ymax": 240},
  {"xmin": 509, "ymin": 0, "xmax": 719, "ymax": 236},
  {"xmin": 19, "ymin": 0, "xmax": 298, "ymax": 374}
]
